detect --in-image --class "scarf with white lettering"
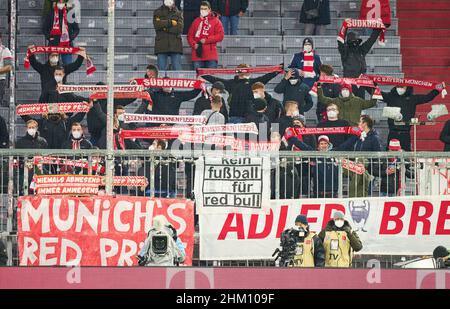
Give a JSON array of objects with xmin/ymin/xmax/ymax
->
[
  {"xmin": 310, "ymin": 75, "xmax": 383, "ymax": 100},
  {"xmin": 16, "ymin": 102, "xmax": 89, "ymax": 116},
  {"xmin": 24, "ymin": 45, "xmax": 96, "ymax": 75},
  {"xmin": 197, "ymin": 65, "xmax": 284, "ymax": 77},
  {"xmin": 338, "ymin": 18, "xmax": 386, "ymax": 46},
  {"xmin": 361, "ymin": 74, "xmax": 447, "ymax": 98},
  {"xmin": 195, "ymin": 15, "xmax": 210, "ymax": 39},
  {"xmin": 50, "ymin": 3, "xmax": 70, "ymax": 46},
  {"xmin": 133, "ymin": 78, "xmax": 206, "ymax": 92}
]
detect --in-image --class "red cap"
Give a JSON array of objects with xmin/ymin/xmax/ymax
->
[{"xmin": 388, "ymin": 139, "xmax": 402, "ymax": 151}]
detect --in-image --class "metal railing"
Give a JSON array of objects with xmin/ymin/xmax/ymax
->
[{"xmin": 1, "ymin": 149, "xmax": 449, "ymax": 266}]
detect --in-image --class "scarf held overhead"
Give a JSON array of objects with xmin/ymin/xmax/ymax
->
[
  {"xmin": 361, "ymin": 74, "xmax": 448, "ymax": 98},
  {"xmin": 133, "ymin": 78, "xmax": 206, "ymax": 92},
  {"xmin": 123, "ymin": 114, "xmax": 207, "ymax": 125},
  {"xmin": 24, "ymin": 45, "xmax": 96, "ymax": 75},
  {"xmin": 338, "ymin": 18, "xmax": 386, "ymax": 46},
  {"xmin": 310, "ymin": 75, "xmax": 383, "ymax": 99},
  {"xmin": 359, "ymin": 0, "xmax": 391, "ymax": 27},
  {"xmin": 57, "ymin": 84, "xmax": 143, "ymax": 93},
  {"xmin": 16, "ymin": 102, "xmax": 89, "ymax": 115},
  {"xmin": 197, "ymin": 65, "xmax": 284, "ymax": 77}
]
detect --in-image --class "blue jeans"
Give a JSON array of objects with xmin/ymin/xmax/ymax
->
[
  {"xmin": 61, "ymin": 53, "xmax": 73, "ymax": 65},
  {"xmin": 192, "ymin": 60, "xmax": 218, "ymax": 70},
  {"xmin": 228, "ymin": 116, "xmax": 245, "ymax": 124},
  {"xmin": 220, "ymin": 15, "xmax": 240, "ymax": 35},
  {"xmin": 157, "ymin": 53, "xmax": 182, "ymax": 71}
]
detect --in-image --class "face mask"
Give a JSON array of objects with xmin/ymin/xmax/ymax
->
[
  {"xmin": 289, "ymin": 79, "xmax": 299, "ymax": 85},
  {"xmin": 200, "ymin": 9, "xmax": 209, "ymax": 17},
  {"xmin": 164, "ymin": 0, "xmax": 174, "ymax": 7},
  {"xmin": 72, "ymin": 131, "xmax": 82, "ymax": 139},
  {"xmin": 292, "ymin": 111, "xmax": 300, "ymax": 117},
  {"xmin": 396, "ymin": 87, "xmax": 407, "ymax": 96},
  {"xmin": 54, "ymin": 75, "xmax": 63, "ymax": 83},
  {"xmin": 50, "ymin": 56, "xmax": 59, "ymax": 65},
  {"xmin": 304, "ymin": 45, "xmax": 312, "ymax": 52},
  {"xmin": 49, "ymin": 115, "xmax": 61, "ymax": 122},
  {"xmin": 117, "ymin": 114, "xmax": 124, "ymax": 122},
  {"xmin": 335, "ymin": 220, "xmax": 344, "ymax": 228},
  {"xmin": 57, "ymin": 3, "xmax": 65, "ymax": 10},
  {"xmin": 341, "ymin": 89, "xmax": 350, "ymax": 98},
  {"xmin": 163, "ymin": 88, "xmax": 172, "ymax": 93},
  {"xmin": 149, "ymin": 145, "xmax": 155, "ymax": 151},
  {"xmin": 253, "ymin": 93, "xmax": 262, "ymax": 99},
  {"xmin": 27, "ymin": 128, "xmax": 37, "ymax": 136},
  {"xmin": 327, "ymin": 110, "xmax": 338, "ymax": 119}
]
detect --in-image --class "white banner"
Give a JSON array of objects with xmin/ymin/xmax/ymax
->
[
  {"xmin": 199, "ymin": 196, "xmax": 450, "ymax": 260},
  {"xmin": 194, "ymin": 156, "xmax": 271, "ymax": 214},
  {"xmin": 417, "ymin": 158, "xmax": 450, "ymax": 195}
]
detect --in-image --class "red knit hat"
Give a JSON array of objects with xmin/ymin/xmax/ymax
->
[{"xmin": 388, "ymin": 139, "xmax": 402, "ymax": 151}]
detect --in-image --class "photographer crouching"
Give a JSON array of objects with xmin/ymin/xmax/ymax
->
[
  {"xmin": 274, "ymin": 215, "xmax": 325, "ymax": 267},
  {"xmin": 433, "ymin": 246, "xmax": 450, "ymax": 269},
  {"xmin": 137, "ymin": 215, "xmax": 186, "ymax": 266}
]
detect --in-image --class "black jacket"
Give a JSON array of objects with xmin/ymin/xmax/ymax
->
[
  {"xmin": 0, "ymin": 239, "xmax": 6, "ymax": 266},
  {"xmin": 202, "ymin": 72, "xmax": 279, "ymax": 118},
  {"xmin": 371, "ymin": 158, "xmax": 413, "ymax": 194},
  {"xmin": 338, "ymin": 29, "xmax": 382, "ymax": 78},
  {"xmin": 318, "ymin": 220, "xmax": 363, "ymax": 252},
  {"xmin": 316, "ymin": 119, "xmax": 352, "ymax": 148},
  {"xmin": 299, "ymin": 0, "xmax": 331, "ymax": 25},
  {"xmin": 262, "ymin": 92, "xmax": 283, "ymax": 123},
  {"xmin": 193, "ymin": 90, "xmax": 229, "ymax": 123},
  {"xmin": 39, "ymin": 80, "xmax": 87, "ymax": 104},
  {"xmin": 382, "ymin": 87, "xmax": 440, "ymax": 131},
  {"xmin": 151, "ymin": 89, "xmax": 202, "ymax": 116},
  {"xmin": 16, "ymin": 132, "xmax": 48, "ymax": 149},
  {"xmin": 280, "ymin": 228, "xmax": 326, "ymax": 267},
  {"xmin": 339, "ymin": 129, "xmax": 381, "ymax": 152},
  {"xmin": 61, "ymin": 136, "xmax": 93, "ymax": 149},
  {"xmin": 29, "ymin": 54, "xmax": 84, "ymax": 91},
  {"xmin": 440, "ymin": 120, "xmax": 450, "ymax": 151},
  {"xmin": 20, "ymin": 113, "xmax": 86, "ymax": 149},
  {"xmin": 0, "ymin": 115, "xmax": 8, "ymax": 148},
  {"xmin": 212, "ymin": 0, "xmax": 249, "ymax": 16},
  {"xmin": 42, "ymin": 7, "xmax": 80, "ymax": 46},
  {"xmin": 274, "ymin": 79, "xmax": 313, "ymax": 115},
  {"xmin": 245, "ymin": 111, "xmax": 271, "ymax": 141}
]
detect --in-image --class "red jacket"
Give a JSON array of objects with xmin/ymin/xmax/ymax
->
[{"xmin": 187, "ymin": 13, "xmax": 224, "ymax": 62}]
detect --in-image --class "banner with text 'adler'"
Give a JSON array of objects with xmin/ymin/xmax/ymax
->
[
  {"xmin": 18, "ymin": 196, "xmax": 195, "ymax": 266},
  {"xmin": 199, "ymin": 196, "xmax": 450, "ymax": 260}
]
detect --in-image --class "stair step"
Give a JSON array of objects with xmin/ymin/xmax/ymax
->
[
  {"xmin": 399, "ymin": 19, "xmax": 450, "ymax": 29},
  {"xmin": 402, "ymin": 57, "xmax": 450, "ymax": 67},
  {"xmin": 397, "ymin": 11, "xmax": 450, "ymax": 20},
  {"xmin": 415, "ymin": 139, "xmax": 444, "ymax": 152},
  {"xmin": 403, "ymin": 66, "xmax": 450, "ymax": 75},
  {"xmin": 397, "ymin": 1, "xmax": 450, "ymax": 11},
  {"xmin": 402, "ymin": 47, "xmax": 450, "ymax": 58},
  {"xmin": 401, "ymin": 38, "xmax": 450, "ymax": 47},
  {"xmin": 399, "ymin": 29, "xmax": 450, "ymax": 38}
]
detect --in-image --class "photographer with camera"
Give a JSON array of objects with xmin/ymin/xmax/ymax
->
[
  {"xmin": 319, "ymin": 211, "xmax": 362, "ymax": 268},
  {"xmin": 274, "ymin": 215, "xmax": 325, "ymax": 267},
  {"xmin": 137, "ymin": 215, "xmax": 185, "ymax": 267},
  {"xmin": 433, "ymin": 246, "xmax": 450, "ymax": 269}
]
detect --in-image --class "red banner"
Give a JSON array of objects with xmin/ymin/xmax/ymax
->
[
  {"xmin": 16, "ymin": 102, "xmax": 90, "ymax": 116},
  {"xmin": 33, "ymin": 156, "xmax": 105, "ymax": 173},
  {"xmin": 18, "ymin": 196, "xmax": 195, "ymax": 266},
  {"xmin": 197, "ymin": 64, "xmax": 284, "ymax": 77},
  {"xmin": 89, "ymin": 91, "xmax": 152, "ymax": 102}
]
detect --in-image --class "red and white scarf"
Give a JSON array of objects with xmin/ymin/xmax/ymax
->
[
  {"xmin": 24, "ymin": 45, "xmax": 96, "ymax": 75},
  {"xmin": 16, "ymin": 102, "xmax": 89, "ymax": 116},
  {"xmin": 303, "ymin": 51, "xmax": 315, "ymax": 78},
  {"xmin": 50, "ymin": 3, "xmax": 70, "ymax": 46},
  {"xmin": 361, "ymin": 74, "xmax": 448, "ymax": 98},
  {"xmin": 123, "ymin": 114, "xmax": 207, "ymax": 125},
  {"xmin": 197, "ymin": 65, "xmax": 284, "ymax": 77},
  {"xmin": 338, "ymin": 18, "xmax": 386, "ymax": 46},
  {"xmin": 195, "ymin": 15, "xmax": 211, "ymax": 40},
  {"xmin": 71, "ymin": 139, "xmax": 81, "ymax": 150},
  {"xmin": 57, "ymin": 84, "xmax": 142, "ymax": 93},
  {"xmin": 133, "ymin": 78, "xmax": 207, "ymax": 92},
  {"xmin": 33, "ymin": 156, "xmax": 105, "ymax": 174},
  {"xmin": 284, "ymin": 126, "xmax": 362, "ymax": 141},
  {"xmin": 310, "ymin": 75, "xmax": 383, "ymax": 100}
]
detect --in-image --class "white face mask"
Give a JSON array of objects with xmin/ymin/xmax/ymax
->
[
  {"xmin": 334, "ymin": 220, "xmax": 344, "ymax": 228},
  {"xmin": 27, "ymin": 128, "xmax": 37, "ymax": 136},
  {"xmin": 200, "ymin": 9, "xmax": 209, "ymax": 17},
  {"xmin": 57, "ymin": 3, "xmax": 65, "ymax": 10},
  {"xmin": 149, "ymin": 145, "xmax": 155, "ymax": 151},
  {"xmin": 327, "ymin": 110, "xmax": 338, "ymax": 119},
  {"xmin": 54, "ymin": 75, "xmax": 63, "ymax": 83},
  {"xmin": 117, "ymin": 114, "xmax": 124, "ymax": 122},
  {"xmin": 72, "ymin": 131, "xmax": 82, "ymax": 139},
  {"xmin": 253, "ymin": 93, "xmax": 262, "ymax": 99},
  {"xmin": 341, "ymin": 89, "xmax": 350, "ymax": 98},
  {"xmin": 164, "ymin": 0, "xmax": 174, "ymax": 7},
  {"xmin": 163, "ymin": 88, "xmax": 172, "ymax": 93},
  {"xmin": 289, "ymin": 79, "xmax": 299, "ymax": 85},
  {"xmin": 50, "ymin": 56, "xmax": 59, "ymax": 65},
  {"xmin": 304, "ymin": 45, "xmax": 312, "ymax": 52},
  {"xmin": 396, "ymin": 87, "xmax": 407, "ymax": 96},
  {"xmin": 292, "ymin": 111, "xmax": 300, "ymax": 117}
]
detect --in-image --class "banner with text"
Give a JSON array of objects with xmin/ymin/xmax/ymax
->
[
  {"xmin": 194, "ymin": 157, "xmax": 271, "ymax": 214},
  {"xmin": 18, "ymin": 196, "xmax": 195, "ymax": 266},
  {"xmin": 199, "ymin": 196, "xmax": 450, "ymax": 260}
]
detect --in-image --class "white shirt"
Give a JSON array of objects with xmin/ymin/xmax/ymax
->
[{"xmin": 0, "ymin": 45, "xmax": 12, "ymax": 80}]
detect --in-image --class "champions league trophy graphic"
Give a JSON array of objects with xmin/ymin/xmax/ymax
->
[{"xmin": 349, "ymin": 200, "xmax": 370, "ymax": 232}]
